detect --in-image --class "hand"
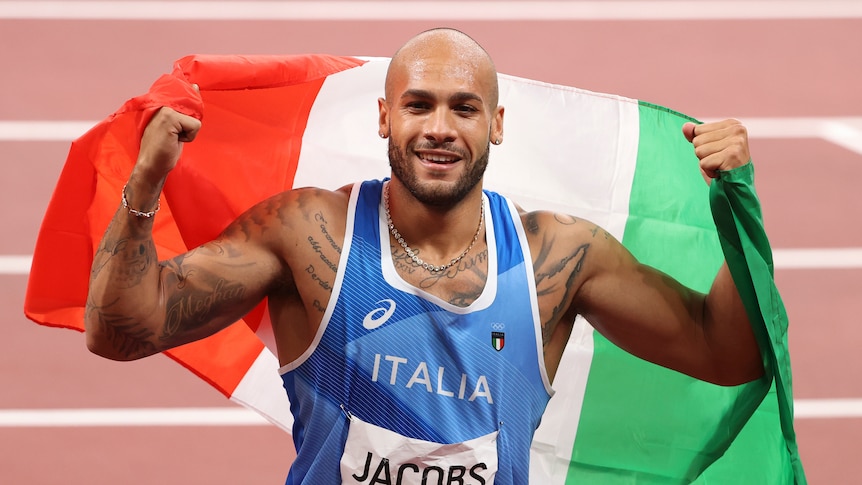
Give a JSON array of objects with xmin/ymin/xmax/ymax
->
[
  {"xmin": 682, "ymin": 119, "xmax": 751, "ymax": 180},
  {"xmin": 135, "ymin": 106, "xmax": 202, "ymax": 184}
]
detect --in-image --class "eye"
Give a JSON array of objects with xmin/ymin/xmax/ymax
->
[
  {"xmin": 454, "ymin": 104, "xmax": 479, "ymax": 113},
  {"xmin": 405, "ymin": 101, "xmax": 431, "ymax": 112}
]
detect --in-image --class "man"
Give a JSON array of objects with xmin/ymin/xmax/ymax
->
[{"xmin": 85, "ymin": 28, "xmax": 763, "ymax": 484}]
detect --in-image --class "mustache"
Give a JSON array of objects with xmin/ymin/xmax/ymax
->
[{"xmin": 409, "ymin": 141, "xmax": 471, "ymax": 159}]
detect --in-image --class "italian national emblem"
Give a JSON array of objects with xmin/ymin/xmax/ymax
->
[{"xmin": 491, "ymin": 331, "xmax": 505, "ymax": 351}]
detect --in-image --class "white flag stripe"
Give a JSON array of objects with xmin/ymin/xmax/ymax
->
[
  {"xmin": 229, "ymin": 347, "xmax": 294, "ymax": 432},
  {"xmin": 4, "ymin": 117, "xmax": 862, "ymax": 144},
  {"xmin": 0, "ymin": 398, "xmax": 854, "ymax": 427},
  {"xmin": 1, "ymin": 1, "xmax": 861, "ymax": 21},
  {"xmin": 6, "ymin": 249, "xmax": 862, "ymax": 276}
]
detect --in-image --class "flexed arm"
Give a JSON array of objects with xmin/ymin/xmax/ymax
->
[
  {"xmin": 85, "ymin": 108, "xmax": 283, "ymax": 360},
  {"xmin": 535, "ymin": 119, "xmax": 764, "ymax": 385},
  {"xmin": 582, "ymin": 119, "xmax": 762, "ymax": 385}
]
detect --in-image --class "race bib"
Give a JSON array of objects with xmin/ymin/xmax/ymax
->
[{"xmin": 340, "ymin": 414, "xmax": 498, "ymax": 485}]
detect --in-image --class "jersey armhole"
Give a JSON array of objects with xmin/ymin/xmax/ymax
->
[
  {"xmin": 507, "ymin": 198, "xmax": 555, "ymax": 397},
  {"xmin": 279, "ymin": 181, "xmax": 363, "ymax": 374}
]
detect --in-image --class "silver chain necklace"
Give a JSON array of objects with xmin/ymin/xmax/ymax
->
[{"xmin": 383, "ymin": 183, "xmax": 484, "ymax": 273}]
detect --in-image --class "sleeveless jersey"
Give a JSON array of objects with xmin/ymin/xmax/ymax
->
[{"xmin": 280, "ymin": 180, "xmax": 553, "ymax": 484}]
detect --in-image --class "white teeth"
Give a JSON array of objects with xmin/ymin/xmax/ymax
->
[{"xmin": 420, "ymin": 154, "xmax": 458, "ymax": 163}]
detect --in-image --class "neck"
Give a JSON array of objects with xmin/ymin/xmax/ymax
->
[{"xmin": 384, "ymin": 181, "xmax": 485, "ymax": 273}]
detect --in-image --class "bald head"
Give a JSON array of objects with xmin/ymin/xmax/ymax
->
[{"xmin": 384, "ymin": 28, "xmax": 500, "ymax": 108}]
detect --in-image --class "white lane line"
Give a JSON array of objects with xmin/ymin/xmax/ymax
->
[
  {"xmin": 740, "ymin": 116, "xmax": 862, "ymax": 156},
  {"xmin": 0, "ymin": 256, "xmax": 32, "ymax": 274},
  {"xmin": 4, "ymin": 117, "xmax": 862, "ymax": 144},
  {"xmin": 5, "ymin": 250, "xmax": 862, "ymax": 275},
  {"xmin": 795, "ymin": 398, "xmax": 862, "ymax": 419},
  {"xmin": 1, "ymin": 1, "xmax": 862, "ymax": 21},
  {"xmin": 0, "ymin": 399, "xmax": 855, "ymax": 426},
  {"xmin": 0, "ymin": 407, "xmax": 270, "ymax": 427},
  {"xmin": 0, "ymin": 121, "xmax": 94, "ymax": 142},
  {"xmin": 773, "ymin": 248, "xmax": 862, "ymax": 269}
]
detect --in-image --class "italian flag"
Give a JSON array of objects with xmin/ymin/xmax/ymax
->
[{"xmin": 24, "ymin": 55, "xmax": 805, "ymax": 483}]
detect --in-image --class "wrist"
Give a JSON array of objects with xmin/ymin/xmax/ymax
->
[
  {"xmin": 123, "ymin": 170, "xmax": 166, "ymax": 218},
  {"xmin": 121, "ymin": 184, "xmax": 159, "ymax": 218}
]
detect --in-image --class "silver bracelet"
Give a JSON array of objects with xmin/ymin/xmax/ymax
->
[{"xmin": 121, "ymin": 184, "xmax": 160, "ymax": 218}]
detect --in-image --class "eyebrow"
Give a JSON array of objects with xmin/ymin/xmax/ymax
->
[{"xmin": 401, "ymin": 89, "xmax": 484, "ymax": 104}]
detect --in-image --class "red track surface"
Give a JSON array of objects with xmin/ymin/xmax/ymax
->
[{"xmin": 1, "ymin": 4, "xmax": 860, "ymax": 484}]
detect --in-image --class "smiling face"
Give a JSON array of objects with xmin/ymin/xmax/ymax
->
[{"xmin": 379, "ymin": 29, "xmax": 504, "ymax": 208}]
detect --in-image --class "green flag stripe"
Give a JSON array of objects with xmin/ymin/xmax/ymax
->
[{"xmin": 565, "ymin": 101, "xmax": 800, "ymax": 484}]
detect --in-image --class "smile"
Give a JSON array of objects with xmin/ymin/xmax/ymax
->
[{"xmin": 416, "ymin": 151, "xmax": 462, "ymax": 164}]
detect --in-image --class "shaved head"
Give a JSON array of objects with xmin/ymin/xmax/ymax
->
[
  {"xmin": 384, "ymin": 28, "xmax": 499, "ymax": 108},
  {"xmin": 378, "ymin": 28, "xmax": 505, "ymax": 208}
]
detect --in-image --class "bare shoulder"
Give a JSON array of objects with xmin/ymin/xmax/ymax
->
[
  {"xmin": 217, "ymin": 185, "xmax": 351, "ymax": 251},
  {"xmin": 206, "ymin": 185, "xmax": 353, "ymax": 291},
  {"xmin": 518, "ymin": 209, "xmax": 618, "ymax": 264},
  {"xmin": 518, "ymin": 209, "xmax": 626, "ymax": 359}
]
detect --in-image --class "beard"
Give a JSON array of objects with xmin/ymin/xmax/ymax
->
[{"xmin": 388, "ymin": 138, "xmax": 489, "ymax": 209}]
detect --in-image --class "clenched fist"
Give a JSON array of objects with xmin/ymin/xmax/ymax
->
[
  {"xmin": 135, "ymin": 106, "xmax": 202, "ymax": 185},
  {"xmin": 683, "ymin": 119, "xmax": 751, "ymax": 180}
]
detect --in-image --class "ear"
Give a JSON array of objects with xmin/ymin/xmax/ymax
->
[
  {"xmin": 377, "ymin": 97, "xmax": 389, "ymax": 137},
  {"xmin": 491, "ymin": 105, "xmax": 505, "ymax": 144}
]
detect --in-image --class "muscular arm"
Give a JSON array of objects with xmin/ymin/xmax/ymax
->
[
  {"xmin": 535, "ymin": 119, "xmax": 764, "ymax": 386},
  {"xmin": 84, "ymin": 107, "xmax": 285, "ymax": 360},
  {"xmin": 85, "ymin": 180, "xmax": 285, "ymax": 361},
  {"xmin": 529, "ymin": 210, "xmax": 762, "ymax": 386},
  {"xmin": 575, "ymin": 236, "xmax": 762, "ymax": 386}
]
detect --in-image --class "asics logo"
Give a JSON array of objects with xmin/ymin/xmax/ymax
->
[{"xmin": 362, "ymin": 299, "xmax": 396, "ymax": 330}]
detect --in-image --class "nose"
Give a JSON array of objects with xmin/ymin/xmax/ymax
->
[{"xmin": 424, "ymin": 106, "xmax": 457, "ymax": 144}]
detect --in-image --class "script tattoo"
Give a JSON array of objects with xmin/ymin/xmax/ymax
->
[
  {"xmin": 308, "ymin": 236, "xmax": 338, "ymax": 273},
  {"xmin": 305, "ymin": 264, "xmax": 333, "ymax": 292},
  {"xmin": 301, "ymin": 211, "xmax": 341, "ymax": 293},
  {"xmin": 391, "ymin": 249, "xmax": 418, "ymax": 275},
  {"xmin": 308, "ymin": 211, "xmax": 341, "ymax": 273},
  {"xmin": 160, "ymin": 250, "xmax": 249, "ymax": 341},
  {"xmin": 418, "ymin": 249, "xmax": 488, "ymax": 290},
  {"xmin": 162, "ymin": 277, "xmax": 247, "ymax": 340},
  {"xmin": 391, "ymin": 246, "xmax": 489, "ymax": 307},
  {"xmin": 312, "ymin": 299, "xmax": 326, "ymax": 313},
  {"xmin": 315, "ymin": 211, "xmax": 342, "ymax": 254}
]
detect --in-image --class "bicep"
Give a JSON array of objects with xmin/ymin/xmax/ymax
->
[
  {"xmin": 575, "ymin": 239, "xmax": 712, "ymax": 377},
  {"xmin": 153, "ymin": 232, "xmax": 284, "ymax": 349}
]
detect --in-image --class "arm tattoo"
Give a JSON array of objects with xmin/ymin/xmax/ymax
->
[
  {"xmin": 162, "ymin": 276, "xmax": 247, "ymax": 340},
  {"xmin": 86, "ymin": 298, "xmax": 158, "ymax": 359},
  {"xmin": 303, "ymin": 210, "xmax": 340, "ymax": 292},
  {"xmin": 535, "ymin": 238, "xmax": 590, "ymax": 346},
  {"xmin": 315, "ymin": 211, "xmax": 342, "ymax": 254},
  {"xmin": 92, "ymin": 235, "xmax": 157, "ymax": 289},
  {"xmin": 525, "ymin": 213, "xmax": 540, "ymax": 234},
  {"xmin": 305, "ymin": 264, "xmax": 333, "ymax": 292},
  {"xmin": 417, "ymin": 249, "xmax": 488, "ymax": 291},
  {"xmin": 158, "ymin": 249, "xmax": 251, "ymax": 341}
]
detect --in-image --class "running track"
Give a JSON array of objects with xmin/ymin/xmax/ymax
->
[{"xmin": 1, "ymin": 1, "xmax": 860, "ymax": 483}]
